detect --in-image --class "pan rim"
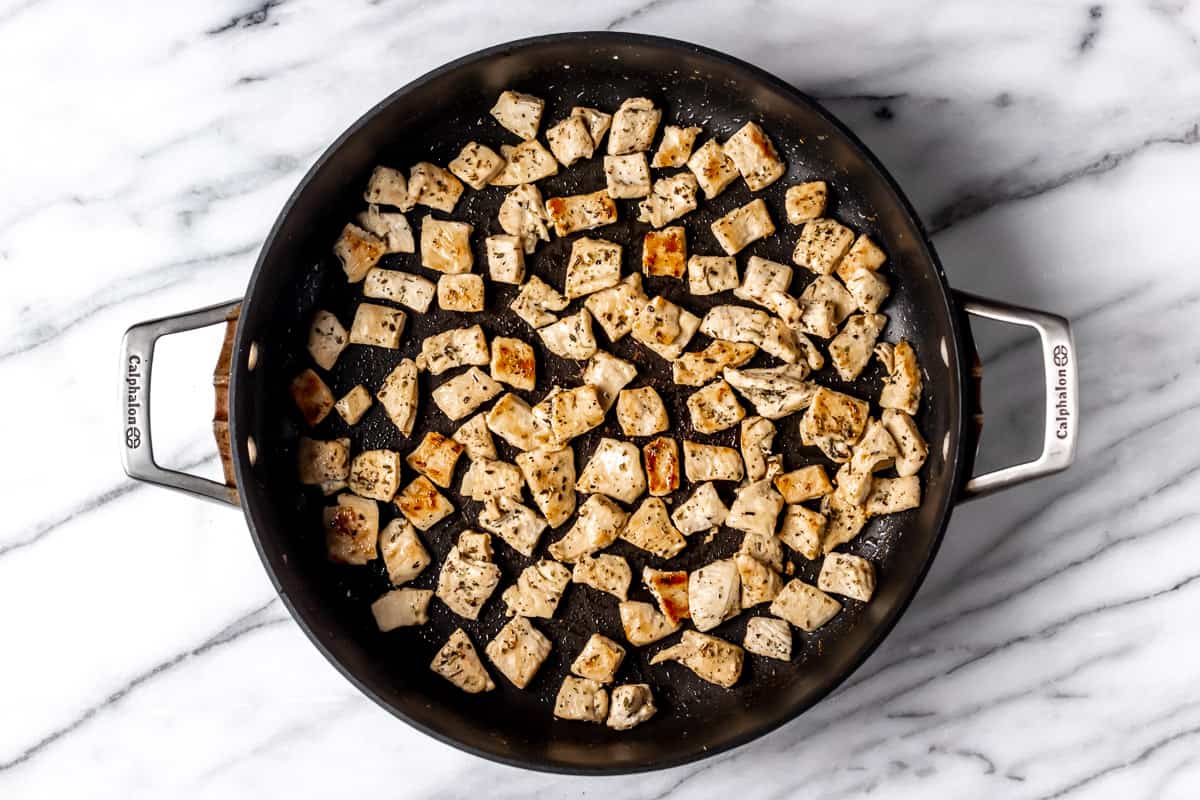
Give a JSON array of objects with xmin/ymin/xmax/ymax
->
[{"xmin": 229, "ymin": 30, "xmax": 970, "ymax": 775}]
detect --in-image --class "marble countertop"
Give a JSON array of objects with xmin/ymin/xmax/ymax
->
[{"xmin": 3, "ymin": 1, "xmax": 1198, "ymax": 797}]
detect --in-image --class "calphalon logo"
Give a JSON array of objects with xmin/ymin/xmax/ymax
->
[
  {"xmin": 1051, "ymin": 344, "xmax": 1070, "ymax": 440},
  {"xmin": 126, "ymin": 355, "xmax": 143, "ymax": 449}
]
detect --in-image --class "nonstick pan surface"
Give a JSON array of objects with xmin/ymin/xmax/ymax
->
[{"xmin": 227, "ymin": 32, "xmax": 969, "ymax": 773}]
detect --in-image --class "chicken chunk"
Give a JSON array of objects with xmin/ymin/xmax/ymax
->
[
  {"xmin": 687, "ymin": 138, "xmax": 739, "ymax": 199},
  {"xmin": 357, "ymin": 205, "xmax": 415, "ymax": 253},
  {"xmin": 437, "ymin": 274, "xmax": 485, "ymax": 313},
  {"xmin": 672, "ymin": 341, "xmax": 757, "ymax": 387},
  {"xmin": 477, "ymin": 496, "xmax": 548, "ymax": 557},
  {"xmin": 502, "ymin": 560, "xmax": 572, "ymax": 619},
  {"xmin": 770, "ymin": 579, "xmax": 841, "ymax": 631},
  {"xmin": 793, "ymin": 218, "xmax": 854, "ymax": 275},
  {"xmin": 736, "ymin": 258, "xmax": 793, "ymax": 308},
  {"xmin": 688, "ymin": 559, "xmax": 741, "ymax": 631},
  {"xmin": 836, "ymin": 418, "xmax": 899, "ymax": 505},
  {"xmin": 485, "ymin": 235, "xmax": 525, "ymax": 285},
  {"xmin": 565, "ymin": 237, "xmax": 623, "ymax": 298},
  {"xmin": 632, "ymin": 296, "xmax": 700, "ymax": 361},
  {"xmin": 843, "ymin": 267, "xmax": 891, "ymax": 315},
  {"xmin": 334, "ymin": 223, "xmax": 385, "ymax": 282},
  {"xmin": 572, "ymin": 634, "xmax": 626, "ymax": 683},
  {"xmin": 538, "ymin": 384, "xmax": 607, "ymax": 445},
  {"xmin": 878, "ymin": 339, "xmax": 922, "ymax": 415},
  {"xmin": 722, "ymin": 364, "xmax": 816, "ymax": 420},
  {"xmin": 335, "ymin": 384, "xmax": 372, "ymax": 426},
  {"xmin": 448, "ymin": 141, "xmax": 506, "ymax": 190},
  {"xmin": 671, "ymin": 482, "xmax": 729, "ymax": 535},
  {"xmin": 744, "ymin": 617, "xmax": 792, "ymax": 661},
  {"xmin": 618, "ymin": 601, "xmax": 680, "ymax": 647},
  {"xmin": 376, "ymin": 359, "xmax": 418, "ymax": 437},
  {"xmin": 486, "ymin": 616, "xmax": 552, "ymax": 689},
  {"xmin": 546, "ymin": 114, "xmax": 595, "ymax": 166},
  {"xmin": 545, "ymin": 190, "xmax": 618, "ymax": 237},
  {"xmin": 395, "ymin": 476, "xmax": 454, "ymax": 531},
  {"xmin": 819, "ymin": 492, "xmax": 868, "ymax": 552},
  {"xmin": 554, "ymin": 677, "xmax": 609, "ymax": 723},
  {"xmin": 607, "ymin": 684, "xmax": 657, "ymax": 730},
  {"xmin": 348, "ymin": 302, "xmax": 406, "ymax": 349},
  {"xmin": 836, "ymin": 234, "xmax": 888, "ymax": 281},
  {"xmin": 642, "ymin": 226, "xmax": 687, "ymax": 278},
  {"xmin": 431, "ymin": 628, "xmax": 495, "ymax": 694},
  {"xmin": 407, "ymin": 162, "xmax": 464, "ymax": 214},
  {"xmin": 485, "ymin": 392, "xmax": 539, "ymax": 451},
  {"xmin": 349, "ymin": 449, "xmax": 402, "ymax": 501},
  {"xmin": 370, "ymin": 588, "xmax": 432, "ymax": 631},
  {"xmin": 484, "ymin": 336, "xmax": 536, "ymax": 393},
  {"xmin": 299, "ymin": 436, "xmax": 350, "ymax": 485},
  {"xmin": 511, "ymin": 275, "xmax": 570, "ymax": 329},
  {"xmin": 577, "ymin": 438, "xmax": 647, "ymax": 503},
  {"xmin": 740, "ymin": 416, "xmax": 776, "ymax": 482},
  {"xmin": 490, "ymin": 141, "xmax": 558, "ymax": 185},
  {"xmin": 584, "ymin": 273, "xmax": 647, "ymax": 342},
  {"xmin": 881, "ymin": 408, "xmax": 928, "ymax": 477},
  {"xmin": 643, "ymin": 437, "xmax": 680, "ymax": 497},
  {"xmin": 687, "ymin": 255, "xmax": 739, "ymax": 296},
  {"xmin": 640, "ymin": 567, "xmax": 689, "ymax": 627},
  {"xmin": 431, "ymin": 367, "xmax": 503, "ymax": 421},
  {"xmin": 290, "ymin": 368, "xmax": 334, "ymax": 426},
  {"xmin": 785, "ymin": 181, "xmax": 828, "ymax": 223},
  {"xmin": 516, "ymin": 447, "xmax": 577, "ymax": 528},
  {"xmin": 420, "ymin": 216, "xmax": 473, "ymax": 274},
  {"xmin": 549, "ymin": 494, "xmax": 629, "ymax": 563},
  {"xmin": 582, "ymin": 350, "xmax": 637, "ymax": 410},
  {"xmin": 363, "ymin": 165, "xmax": 410, "ymax": 209},
  {"xmin": 607, "ymin": 97, "xmax": 661, "ymax": 155},
  {"xmin": 739, "ymin": 529, "xmax": 785, "ymax": 572},
  {"xmin": 801, "ymin": 387, "xmax": 870, "ymax": 462},
  {"xmin": 363, "ymin": 268, "xmax": 436, "ymax": 313},
  {"xmin": 637, "ymin": 172, "xmax": 699, "ymax": 228},
  {"xmin": 323, "ymin": 493, "xmax": 378, "ymax": 565},
  {"xmin": 699, "ymin": 304, "xmax": 769, "ymax": 346},
  {"xmin": 604, "ymin": 153, "xmax": 652, "ymax": 199},
  {"xmin": 572, "ymin": 554, "xmax": 633, "ymax": 601},
  {"xmin": 864, "ymin": 475, "xmax": 921, "ymax": 516},
  {"xmin": 307, "ymin": 310, "xmax": 348, "ymax": 371},
  {"xmin": 405, "ymin": 431, "xmax": 465, "ymax": 489},
  {"xmin": 622, "ymin": 498, "xmax": 687, "ymax": 559},
  {"xmin": 687, "ymin": 379, "xmax": 745, "ymax": 434},
  {"xmin": 572, "ymin": 106, "xmax": 613, "ymax": 147},
  {"xmin": 379, "ymin": 519, "xmax": 429, "ymax": 585},
  {"xmin": 830, "ymin": 313, "xmax": 887, "ymax": 381},
  {"xmin": 652, "ymin": 124, "xmax": 701, "ymax": 168},
  {"xmin": 490, "ymin": 90, "xmax": 544, "ymax": 140},
  {"xmin": 722, "ymin": 122, "xmax": 786, "ymax": 191},
  {"xmin": 711, "ymin": 198, "xmax": 775, "ymax": 255},
  {"xmin": 616, "ymin": 386, "xmax": 669, "ymax": 437},
  {"xmin": 735, "ymin": 552, "xmax": 783, "ymax": 608},
  {"xmin": 650, "ymin": 630, "xmax": 743, "ymax": 688},
  {"xmin": 726, "ymin": 480, "xmax": 785, "ymax": 537},
  {"xmin": 497, "ymin": 183, "xmax": 551, "ymax": 255},
  {"xmin": 774, "ymin": 465, "xmax": 832, "ymax": 504},
  {"xmin": 460, "ymin": 457, "xmax": 524, "ymax": 503},
  {"xmin": 436, "ymin": 538, "xmax": 502, "ymax": 620},
  {"xmin": 642, "ymin": 307, "xmax": 700, "ymax": 362},
  {"xmin": 539, "ymin": 309, "xmax": 598, "ymax": 360},
  {"xmin": 682, "ymin": 441, "xmax": 744, "ymax": 483},
  {"xmin": 818, "ymin": 552, "xmax": 876, "ymax": 602}
]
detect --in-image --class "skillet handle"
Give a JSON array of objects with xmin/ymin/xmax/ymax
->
[
  {"xmin": 119, "ymin": 300, "xmax": 243, "ymax": 506},
  {"xmin": 956, "ymin": 291, "xmax": 1078, "ymax": 500}
]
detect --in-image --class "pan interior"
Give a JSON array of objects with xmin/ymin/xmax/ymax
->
[{"xmin": 230, "ymin": 33, "xmax": 965, "ymax": 773}]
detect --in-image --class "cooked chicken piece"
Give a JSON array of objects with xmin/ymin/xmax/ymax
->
[
  {"xmin": 836, "ymin": 234, "xmax": 888, "ymax": 281},
  {"xmin": 582, "ymin": 350, "xmax": 637, "ymax": 411},
  {"xmin": 322, "ymin": 493, "xmax": 378, "ymax": 565},
  {"xmin": 785, "ymin": 181, "xmax": 828, "ymax": 224},
  {"xmin": 650, "ymin": 630, "xmax": 744, "ymax": 688},
  {"xmin": 735, "ymin": 552, "xmax": 783, "ymax": 607},
  {"xmin": 642, "ymin": 226, "xmax": 687, "ymax": 278},
  {"xmin": 722, "ymin": 121, "xmax": 786, "ymax": 190},
  {"xmin": 363, "ymin": 165, "xmax": 410, "ymax": 209},
  {"xmin": 486, "ymin": 616, "xmax": 553, "ymax": 689},
  {"xmin": 538, "ymin": 384, "xmax": 607, "ymax": 445},
  {"xmin": 672, "ymin": 341, "xmax": 756, "ymax": 387},
  {"xmin": 549, "ymin": 494, "xmax": 629, "ymax": 562},
  {"xmin": 290, "ymin": 368, "xmax": 334, "ymax": 426},
  {"xmin": 431, "ymin": 628, "xmax": 495, "ymax": 694},
  {"xmin": 511, "ymin": 275, "xmax": 570, "ymax": 329},
  {"xmin": 726, "ymin": 479, "xmax": 785, "ymax": 537},
  {"xmin": 744, "ymin": 617, "xmax": 792, "ymax": 661},
  {"xmin": 554, "ymin": 676, "xmax": 609, "ymax": 723},
  {"xmin": 835, "ymin": 418, "xmax": 899, "ymax": 505},
  {"xmin": 687, "ymin": 138, "xmax": 740, "ymax": 199},
  {"xmin": 357, "ymin": 205, "xmax": 415, "ymax": 254},
  {"xmin": 798, "ymin": 275, "xmax": 856, "ymax": 335},
  {"xmin": 819, "ymin": 492, "xmax": 868, "ymax": 553},
  {"xmin": 635, "ymin": 569, "xmax": 689, "ymax": 630},
  {"xmin": 793, "ymin": 218, "xmax": 854, "ymax": 275},
  {"xmin": 879, "ymin": 339, "xmax": 922, "ymax": 415},
  {"xmin": 682, "ymin": 441, "xmax": 744, "ymax": 483},
  {"xmin": 699, "ymin": 304, "xmax": 769, "ymax": 346},
  {"xmin": 761, "ymin": 316, "xmax": 824, "ymax": 369},
  {"xmin": 572, "ymin": 634, "xmax": 627, "ymax": 683},
  {"xmin": 486, "ymin": 392, "xmax": 539, "ymax": 451},
  {"xmin": 644, "ymin": 307, "xmax": 701, "ymax": 362},
  {"xmin": 546, "ymin": 114, "xmax": 595, "ymax": 166},
  {"xmin": 565, "ymin": 237, "xmax": 623, "ymax": 299},
  {"xmin": 687, "ymin": 379, "xmax": 745, "ymax": 434},
  {"xmin": 622, "ymin": 498, "xmax": 687, "ymax": 559},
  {"xmin": 739, "ymin": 529, "xmax": 785, "ymax": 571},
  {"xmin": 711, "ymin": 198, "xmax": 775, "ymax": 256},
  {"xmin": 516, "ymin": 447, "xmax": 576, "ymax": 527},
  {"xmin": 307, "ymin": 310, "xmax": 348, "ymax": 370},
  {"xmin": 407, "ymin": 162, "xmax": 464, "ymax": 214},
  {"xmin": 378, "ymin": 519, "xmax": 429, "ymax": 585},
  {"xmin": 801, "ymin": 387, "xmax": 870, "ymax": 462},
  {"xmin": 759, "ymin": 288, "xmax": 804, "ymax": 329},
  {"xmin": 370, "ymin": 588, "xmax": 432, "ymax": 631},
  {"xmin": 818, "ymin": 552, "xmax": 876, "ymax": 602},
  {"xmin": 299, "ymin": 437, "xmax": 350, "ymax": 485},
  {"xmin": 477, "ymin": 495, "xmax": 548, "ymax": 557},
  {"xmin": 376, "ymin": 359, "xmax": 418, "ymax": 437},
  {"xmin": 490, "ymin": 141, "xmax": 559, "ymax": 185},
  {"xmin": 482, "ymin": 337, "xmax": 536, "ymax": 394},
  {"xmin": 607, "ymin": 97, "xmax": 661, "ymax": 155},
  {"xmin": 460, "ymin": 457, "xmax": 524, "ymax": 503},
  {"xmin": 363, "ymin": 268, "xmax": 436, "ymax": 313},
  {"xmin": 619, "ymin": 600, "xmax": 680, "ymax": 647},
  {"xmin": 490, "ymin": 90, "xmax": 544, "ymax": 140},
  {"xmin": 607, "ymin": 684, "xmax": 657, "ymax": 730},
  {"xmin": 496, "ymin": 183, "xmax": 550, "ymax": 255},
  {"xmin": 843, "ymin": 268, "xmax": 891, "ymax": 315},
  {"xmin": 740, "ymin": 416, "xmax": 776, "ymax": 482},
  {"xmin": 436, "ymin": 538, "xmax": 502, "ymax": 620},
  {"xmin": 436, "ymin": 273, "xmax": 485, "ymax": 313},
  {"xmin": 431, "ymin": 367, "xmax": 503, "ymax": 421},
  {"xmin": 616, "ymin": 386, "xmax": 669, "ymax": 437},
  {"xmin": 722, "ymin": 364, "xmax": 816, "ymax": 420},
  {"xmin": 604, "ymin": 153, "xmax": 652, "ymax": 199},
  {"xmin": 539, "ymin": 309, "xmax": 598, "ymax": 360},
  {"xmin": 420, "ymin": 216, "xmax": 473, "ymax": 274},
  {"xmin": 651, "ymin": 124, "xmax": 701, "ymax": 168},
  {"xmin": 572, "ymin": 553, "xmax": 633, "ymax": 601},
  {"xmin": 576, "ymin": 438, "xmax": 647, "ymax": 503},
  {"xmin": 448, "ymin": 141, "xmax": 506, "ymax": 190},
  {"xmin": 502, "ymin": 559, "xmax": 572, "ymax": 618},
  {"xmin": 334, "ymin": 223, "xmax": 386, "ymax": 282},
  {"xmin": 585, "ymin": 273, "xmax": 648, "ymax": 342},
  {"xmin": 735, "ymin": 256, "xmax": 794, "ymax": 306},
  {"xmin": 404, "ymin": 431, "xmax": 464, "ymax": 489},
  {"xmin": 864, "ymin": 475, "xmax": 921, "ymax": 516},
  {"xmin": 688, "ymin": 559, "xmax": 741, "ymax": 631},
  {"xmin": 348, "ymin": 303, "xmax": 406, "ymax": 349},
  {"xmin": 451, "ymin": 414, "xmax": 498, "ymax": 463},
  {"xmin": 572, "ymin": 106, "xmax": 613, "ymax": 147},
  {"xmin": 485, "ymin": 235, "xmax": 526, "ymax": 285},
  {"xmin": 671, "ymin": 482, "xmax": 729, "ymax": 535},
  {"xmin": 545, "ymin": 190, "xmax": 618, "ymax": 237},
  {"xmin": 774, "ymin": 465, "xmax": 832, "ymax": 504},
  {"xmin": 395, "ymin": 476, "xmax": 454, "ymax": 531},
  {"xmin": 687, "ymin": 255, "xmax": 739, "ymax": 296},
  {"xmin": 830, "ymin": 313, "xmax": 887, "ymax": 381},
  {"xmin": 643, "ymin": 437, "xmax": 680, "ymax": 497},
  {"xmin": 637, "ymin": 172, "xmax": 699, "ymax": 228},
  {"xmin": 334, "ymin": 384, "xmax": 372, "ymax": 426},
  {"xmin": 631, "ymin": 294, "xmax": 689, "ymax": 347},
  {"xmin": 457, "ymin": 530, "xmax": 494, "ymax": 562},
  {"xmin": 349, "ymin": 449, "xmax": 402, "ymax": 501},
  {"xmin": 770, "ymin": 579, "xmax": 841, "ymax": 631},
  {"xmin": 881, "ymin": 409, "xmax": 928, "ymax": 477}
]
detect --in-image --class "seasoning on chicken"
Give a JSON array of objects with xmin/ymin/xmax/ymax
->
[
  {"xmin": 720, "ymin": 364, "xmax": 815, "ymax": 421},
  {"xmin": 881, "ymin": 409, "xmax": 928, "ymax": 477},
  {"xmin": 323, "ymin": 493, "xmax": 378, "ymax": 565},
  {"xmin": 554, "ymin": 677, "xmax": 610, "ymax": 723},
  {"xmin": 564, "ymin": 237, "xmax": 623, "ymax": 298},
  {"xmin": 307, "ymin": 310, "xmax": 349, "ymax": 370},
  {"xmin": 407, "ymin": 162, "xmax": 464, "ymax": 214},
  {"xmin": 607, "ymin": 684, "xmax": 657, "ymax": 730},
  {"xmin": 818, "ymin": 552, "xmax": 876, "ymax": 602},
  {"xmin": 682, "ymin": 441, "xmax": 744, "ymax": 483},
  {"xmin": 722, "ymin": 122, "xmax": 786, "ymax": 191},
  {"xmin": 460, "ymin": 457, "xmax": 524, "ymax": 503},
  {"xmin": 545, "ymin": 190, "xmax": 618, "ymax": 237},
  {"xmin": 487, "ymin": 336, "xmax": 536, "ymax": 392},
  {"xmin": 490, "ymin": 90, "xmax": 544, "ymax": 140},
  {"xmin": 485, "ymin": 393, "xmax": 540, "ymax": 451},
  {"xmin": 549, "ymin": 494, "xmax": 629, "ymax": 563},
  {"xmin": 864, "ymin": 475, "xmax": 921, "ymax": 515},
  {"xmin": 404, "ymin": 432, "xmax": 465, "ymax": 490},
  {"xmin": 740, "ymin": 416, "xmax": 776, "ymax": 482},
  {"xmin": 415, "ymin": 325, "xmax": 489, "ymax": 376},
  {"xmin": 498, "ymin": 183, "xmax": 551, "ymax": 254},
  {"xmin": 572, "ymin": 554, "xmax": 633, "ymax": 601},
  {"xmin": 572, "ymin": 634, "xmax": 627, "ymax": 683},
  {"xmin": 546, "ymin": 114, "xmax": 596, "ymax": 166},
  {"xmin": 643, "ymin": 436, "xmax": 680, "ymax": 497},
  {"xmin": 477, "ymin": 495, "xmax": 549, "ymax": 557},
  {"xmin": 800, "ymin": 387, "xmax": 870, "ymax": 463},
  {"xmin": 769, "ymin": 579, "xmax": 841, "ymax": 632},
  {"xmin": 618, "ymin": 600, "xmax": 680, "ymax": 647},
  {"xmin": 604, "ymin": 153, "xmax": 652, "ymax": 199},
  {"xmin": 349, "ymin": 302, "xmax": 406, "ymax": 349},
  {"xmin": 357, "ymin": 204, "xmax": 415, "ymax": 253},
  {"xmin": 735, "ymin": 256, "xmax": 793, "ymax": 307},
  {"xmin": 650, "ymin": 630, "xmax": 744, "ymax": 688},
  {"xmin": 376, "ymin": 359, "xmax": 418, "ymax": 437},
  {"xmin": 616, "ymin": 386, "xmax": 669, "ymax": 437},
  {"xmin": 539, "ymin": 309, "xmax": 599, "ymax": 360},
  {"xmin": 537, "ymin": 385, "xmax": 607, "ymax": 445},
  {"xmin": 735, "ymin": 552, "xmax": 783, "ymax": 607},
  {"xmin": 363, "ymin": 268, "xmax": 436, "ymax": 313},
  {"xmin": 836, "ymin": 234, "xmax": 888, "ymax": 281},
  {"xmin": 571, "ymin": 106, "xmax": 613, "ymax": 147},
  {"xmin": 370, "ymin": 588, "xmax": 432, "ymax": 631},
  {"xmin": 363, "ymin": 165, "xmax": 410, "ymax": 209},
  {"xmin": 711, "ymin": 198, "xmax": 775, "ymax": 255},
  {"xmin": 672, "ymin": 341, "xmax": 757, "ymax": 386},
  {"xmin": 774, "ymin": 465, "xmax": 833, "ymax": 504},
  {"xmin": 298, "ymin": 437, "xmax": 350, "ymax": 485},
  {"xmin": 642, "ymin": 226, "xmax": 687, "ymax": 278},
  {"xmin": 744, "ymin": 617, "xmax": 792, "ymax": 661},
  {"xmin": 877, "ymin": 339, "xmax": 922, "ymax": 415},
  {"xmin": 585, "ymin": 274, "xmax": 648, "ymax": 342},
  {"xmin": 349, "ymin": 449, "xmax": 402, "ymax": 501},
  {"xmin": 335, "ymin": 384, "xmax": 372, "ymax": 426},
  {"xmin": 829, "ymin": 313, "xmax": 887, "ymax": 381},
  {"xmin": 452, "ymin": 413, "xmax": 498, "ymax": 462},
  {"xmin": 334, "ymin": 223, "xmax": 386, "ymax": 282},
  {"xmin": 652, "ymin": 124, "xmax": 702, "ymax": 168},
  {"xmin": 687, "ymin": 379, "xmax": 745, "ymax": 434},
  {"xmin": 431, "ymin": 367, "xmax": 503, "ymax": 421},
  {"xmin": 671, "ymin": 482, "xmax": 730, "ymax": 536},
  {"xmin": 785, "ymin": 181, "xmax": 828, "ymax": 223},
  {"xmin": 448, "ymin": 141, "xmax": 506, "ymax": 190},
  {"xmin": 607, "ymin": 97, "xmax": 661, "ymax": 155},
  {"xmin": 622, "ymin": 497, "xmax": 687, "ymax": 559},
  {"xmin": 379, "ymin": 519, "xmax": 430, "ymax": 585},
  {"xmin": 486, "ymin": 235, "xmax": 526, "ymax": 285},
  {"xmin": 699, "ymin": 304, "xmax": 770, "ymax": 345},
  {"xmin": 638, "ymin": 172, "xmax": 699, "ymax": 228},
  {"xmin": 430, "ymin": 628, "xmax": 495, "ymax": 694},
  {"xmin": 792, "ymin": 218, "xmax": 854, "ymax": 275},
  {"xmin": 834, "ymin": 418, "xmax": 899, "ymax": 506},
  {"xmin": 516, "ymin": 447, "xmax": 577, "ymax": 528},
  {"xmin": 819, "ymin": 492, "xmax": 868, "ymax": 553},
  {"xmin": 502, "ymin": 560, "xmax": 572, "ymax": 619},
  {"xmin": 395, "ymin": 475, "xmax": 455, "ymax": 531},
  {"xmin": 582, "ymin": 350, "xmax": 638, "ymax": 411},
  {"xmin": 437, "ymin": 274, "xmax": 485, "ymax": 312},
  {"xmin": 420, "ymin": 216, "xmax": 473, "ymax": 274},
  {"xmin": 687, "ymin": 138, "xmax": 740, "ymax": 199},
  {"xmin": 843, "ymin": 267, "xmax": 891, "ymax": 315},
  {"xmin": 687, "ymin": 255, "xmax": 739, "ymax": 295},
  {"xmin": 490, "ymin": 141, "xmax": 559, "ymax": 185},
  {"xmin": 511, "ymin": 275, "xmax": 570, "ymax": 328},
  {"xmin": 436, "ymin": 531, "xmax": 502, "ymax": 620},
  {"xmin": 633, "ymin": 297, "xmax": 701, "ymax": 361},
  {"xmin": 688, "ymin": 559, "xmax": 741, "ymax": 631},
  {"xmin": 486, "ymin": 616, "xmax": 553, "ymax": 689},
  {"xmin": 290, "ymin": 368, "xmax": 334, "ymax": 426},
  {"xmin": 644, "ymin": 567, "xmax": 690, "ymax": 626}
]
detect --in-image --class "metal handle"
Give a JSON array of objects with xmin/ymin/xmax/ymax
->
[
  {"xmin": 119, "ymin": 300, "xmax": 243, "ymax": 506},
  {"xmin": 957, "ymin": 291, "xmax": 1078, "ymax": 499}
]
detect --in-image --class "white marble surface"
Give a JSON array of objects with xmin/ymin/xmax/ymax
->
[{"xmin": 3, "ymin": 0, "xmax": 1199, "ymax": 797}]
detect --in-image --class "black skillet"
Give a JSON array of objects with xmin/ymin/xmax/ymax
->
[{"xmin": 118, "ymin": 32, "xmax": 1078, "ymax": 774}]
